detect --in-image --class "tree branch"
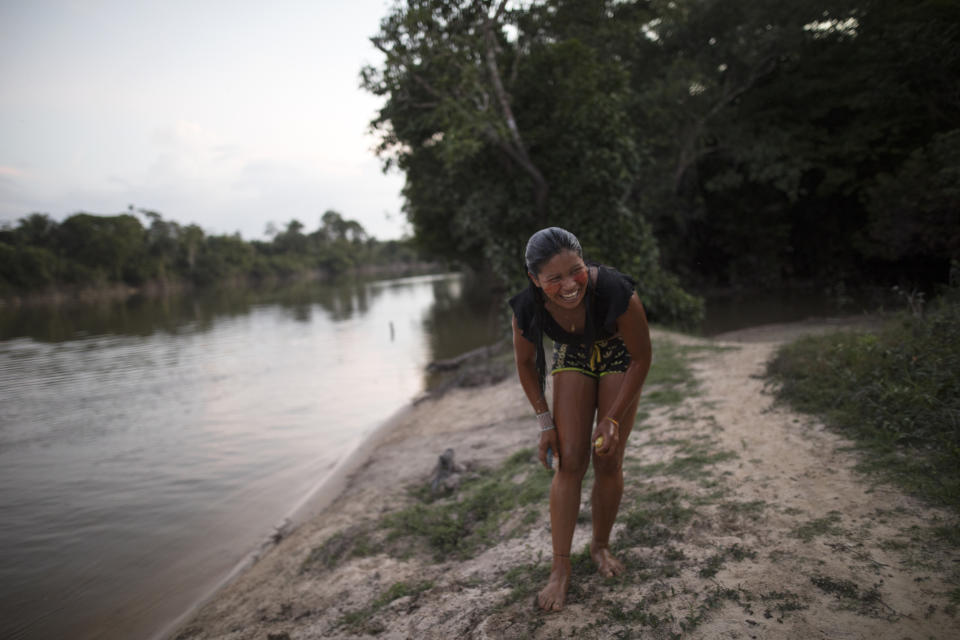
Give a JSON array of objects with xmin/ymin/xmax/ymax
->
[{"xmin": 482, "ymin": 10, "xmax": 549, "ymax": 219}]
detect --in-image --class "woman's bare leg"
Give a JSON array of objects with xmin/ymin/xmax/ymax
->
[
  {"xmin": 538, "ymin": 371, "xmax": 595, "ymax": 611},
  {"xmin": 590, "ymin": 372, "xmax": 640, "ymax": 577}
]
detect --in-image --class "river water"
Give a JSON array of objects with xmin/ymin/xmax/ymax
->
[{"xmin": 0, "ymin": 273, "xmax": 501, "ymax": 640}]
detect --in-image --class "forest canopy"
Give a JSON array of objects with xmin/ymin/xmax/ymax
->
[{"xmin": 362, "ymin": 0, "xmax": 959, "ymax": 325}]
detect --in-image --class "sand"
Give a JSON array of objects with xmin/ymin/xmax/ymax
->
[{"xmin": 168, "ymin": 320, "xmax": 959, "ymax": 639}]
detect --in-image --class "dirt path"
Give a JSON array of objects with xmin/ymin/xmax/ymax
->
[
  {"xmin": 171, "ymin": 323, "xmax": 959, "ymax": 640},
  {"xmin": 682, "ymin": 330, "xmax": 957, "ymax": 639}
]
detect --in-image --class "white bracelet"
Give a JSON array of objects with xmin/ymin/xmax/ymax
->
[
  {"xmin": 540, "ymin": 424, "xmax": 556, "ymax": 432},
  {"xmin": 536, "ymin": 410, "xmax": 553, "ymax": 430}
]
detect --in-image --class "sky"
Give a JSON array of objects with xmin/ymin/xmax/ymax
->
[{"xmin": 0, "ymin": 0, "xmax": 408, "ymax": 241}]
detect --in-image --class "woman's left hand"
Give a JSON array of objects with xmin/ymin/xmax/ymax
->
[{"xmin": 592, "ymin": 418, "xmax": 619, "ymax": 457}]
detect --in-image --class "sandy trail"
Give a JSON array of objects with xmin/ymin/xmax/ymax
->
[{"xmin": 171, "ymin": 320, "xmax": 958, "ymax": 639}]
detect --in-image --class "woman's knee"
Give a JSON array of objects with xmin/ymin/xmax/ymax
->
[
  {"xmin": 558, "ymin": 447, "xmax": 590, "ymax": 477},
  {"xmin": 592, "ymin": 453, "xmax": 623, "ymax": 477}
]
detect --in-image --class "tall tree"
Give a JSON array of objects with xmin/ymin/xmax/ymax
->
[{"xmin": 363, "ymin": 0, "xmax": 702, "ymax": 325}]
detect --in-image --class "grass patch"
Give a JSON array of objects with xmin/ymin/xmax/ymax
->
[
  {"xmin": 810, "ymin": 575, "xmax": 887, "ymax": 616},
  {"xmin": 767, "ymin": 291, "xmax": 960, "ymax": 510},
  {"xmin": 791, "ymin": 512, "xmax": 844, "ymax": 542},
  {"xmin": 698, "ymin": 544, "xmax": 758, "ymax": 578},
  {"xmin": 760, "ymin": 590, "xmax": 807, "ymax": 619},
  {"xmin": 382, "ymin": 448, "xmax": 551, "ymax": 560},
  {"xmin": 638, "ymin": 448, "xmax": 737, "ymax": 480},
  {"xmin": 932, "ymin": 522, "xmax": 960, "ymax": 547},
  {"xmin": 338, "ymin": 580, "xmax": 434, "ymax": 631},
  {"xmin": 501, "ymin": 561, "xmax": 551, "ymax": 604},
  {"xmin": 499, "ymin": 546, "xmax": 597, "ymax": 607},
  {"xmin": 301, "ymin": 527, "xmax": 379, "ymax": 573},
  {"xmin": 718, "ymin": 500, "xmax": 767, "ymax": 518},
  {"xmin": 680, "ymin": 584, "xmax": 745, "ymax": 632},
  {"xmin": 604, "ymin": 599, "xmax": 669, "ymax": 629},
  {"xmin": 616, "ymin": 486, "xmax": 696, "ymax": 549}
]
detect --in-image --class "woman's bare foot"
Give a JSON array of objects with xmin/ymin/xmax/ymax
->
[
  {"xmin": 537, "ymin": 556, "xmax": 571, "ymax": 611},
  {"xmin": 590, "ymin": 541, "xmax": 625, "ymax": 578}
]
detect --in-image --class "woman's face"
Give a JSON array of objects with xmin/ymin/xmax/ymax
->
[{"xmin": 529, "ymin": 249, "xmax": 588, "ymax": 310}]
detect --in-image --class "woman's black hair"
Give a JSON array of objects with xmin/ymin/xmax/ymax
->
[
  {"xmin": 523, "ymin": 227, "xmax": 596, "ymax": 394},
  {"xmin": 525, "ymin": 227, "xmax": 582, "ymax": 275}
]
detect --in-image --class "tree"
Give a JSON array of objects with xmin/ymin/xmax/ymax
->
[
  {"xmin": 860, "ymin": 129, "xmax": 960, "ymax": 280},
  {"xmin": 363, "ymin": 0, "xmax": 702, "ymax": 325},
  {"xmin": 12, "ymin": 213, "xmax": 59, "ymax": 248},
  {"xmin": 638, "ymin": 0, "xmax": 960, "ymax": 287},
  {"xmin": 57, "ymin": 213, "xmax": 146, "ymax": 284},
  {"xmin": 273, "ymin": 219, "xmax": 309, "ymax": 254},
  {"xmin": 138, "ymin": 208, "xmax": 182, "ymax": 282}
]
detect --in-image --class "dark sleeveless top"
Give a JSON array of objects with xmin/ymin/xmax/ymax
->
[{"xmin": 509, "ymin": 264, "xmax": 637, "ymax": 345}]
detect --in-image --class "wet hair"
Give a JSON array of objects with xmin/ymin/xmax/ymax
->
[{"xmin": 522, "ymin": 227, "xmax": 595, "ymax": 394}]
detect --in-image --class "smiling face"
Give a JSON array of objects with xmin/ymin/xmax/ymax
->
[{"xmin": 529, "ymin": 249, "xmax": 589, "ymax": 310}]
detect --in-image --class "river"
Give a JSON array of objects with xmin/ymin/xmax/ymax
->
[{"xmin": 0, "ymin": 273, "xmax": 502, "ymax": 640}]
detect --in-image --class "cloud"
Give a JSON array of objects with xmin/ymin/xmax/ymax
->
[{"xmin": 0, "ymin": 165, "xmax": 26, "ymax": 178}]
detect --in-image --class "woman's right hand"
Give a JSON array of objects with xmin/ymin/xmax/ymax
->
[{"xmin": 538, "ymin": 427, "xmax": 559, "ymax": 470}]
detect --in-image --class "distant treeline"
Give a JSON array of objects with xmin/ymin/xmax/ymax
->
[{"xmin": 0, "ymin": 208, "xmax": 426, "ymax": 296}]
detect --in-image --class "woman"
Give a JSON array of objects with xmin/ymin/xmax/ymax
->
[{"xmin": 509, "ymin": 227, "xmax": 652, "ymax": 611}]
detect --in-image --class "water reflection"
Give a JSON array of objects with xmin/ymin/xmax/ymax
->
[
  {"xmin": 423, "ymin": 273, "xmax": 508, "ymax": 361},
  {"xmin": 699, "ymin": 286, "xmax": 891, "ymax": 336},
  {"xmin": 0, "ymin": 276, "xmax": 402, "ymax": 343}
]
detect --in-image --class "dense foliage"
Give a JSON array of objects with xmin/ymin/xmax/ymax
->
[
  {"xmin": 767, "ymin": 289, "xmax": 960, "ymax": 509},
  {"xmin": 362, "ymin": 0, "xmax": 959, "ymax": 324},
  {"xmin": 0, "ymin": 209, "xmax": 422, "ymax": 295}
]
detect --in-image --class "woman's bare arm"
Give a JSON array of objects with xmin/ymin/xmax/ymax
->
[
  {"xmin": 512, "ymin": 315, "xmax": 549, "ymax": 414},
  {"xmin": 513, "ymin": 316, "xmax": 558, "ymax": 468}
]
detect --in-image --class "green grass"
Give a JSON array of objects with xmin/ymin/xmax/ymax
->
[
  {"xmin": 637, "ymin": 447, "xmax": 738, "ymax": 480},
  {"xmin": 809, "ymin": 575, "xmax": 890, "ymax": 617},
  {"xmin": 767, "ymin": 291, "xmax": 960, "ymax": 511},
  {"xmin": 791, "ymin": 512, "xmax": 845, "ymax": 542},
  {"xmin": 338, "ymin": 580, "xmax": 434, "ymax": 631},
  {"xmin": 501, "ymin": 561, "xmax": 552, "ymax": 604},
  {"xmin": 616, "ymin": 486, "xmax": 696, "ymax": 549},
  {"xmin": 499, "ymin": 545, "xmax": 598, "ymax": 608},
  {"xmin": 760, "ymin": 590, "xmax": 807, "ymax": 619},
  {"xmin": 300, "ymin": 527, "xmax": 380, "ymax": 573},
  {"xmin": 382, "ymin": 448, "xmax": 551, "ymax": 561},
  {"xmin": 698, "ymin": 544, "xmax": 758, "ymax": 578},
  {"xmin": 718, "ymin": 500, "xmax": 767, "ymax": 518}
]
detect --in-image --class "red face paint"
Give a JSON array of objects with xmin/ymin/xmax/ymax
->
[
  {"xmin": 542, "ymin": 281, "xmax": 563, "ymax": 297},
  {"xmin": 573, "ymin": 270, "xmax": 588, "ymax": 287}
]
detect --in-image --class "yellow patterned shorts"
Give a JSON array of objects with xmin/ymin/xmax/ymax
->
[{"xmin": 551, "ymin": 336, "xmax": 631, "ymax": 378}]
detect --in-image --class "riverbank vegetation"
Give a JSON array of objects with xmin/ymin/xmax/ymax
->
[
  {"xmin": 768, "ymin": 290, "xmax": 960, "ymax": 512},
  {"xmin": 363, "ymin": 0, "xmax": 958, "ymax": 328},
  {"xmin": 0, "ymin": 208, "xmax": 426, "ymax": 300}
]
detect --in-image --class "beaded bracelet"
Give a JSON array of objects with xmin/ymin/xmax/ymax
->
[{"xmin": 536, "ymin": 410, "xmax": 555, "ymax": 432}]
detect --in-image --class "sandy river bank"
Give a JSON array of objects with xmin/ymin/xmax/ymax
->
[{"xmin": 169, "ymin": 319, "xmax": 958, "ymax": 639}]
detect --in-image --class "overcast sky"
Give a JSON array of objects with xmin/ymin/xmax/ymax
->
[{"xmin": 0, "ymin": 0, "xmax": 408, "ymax": 241}]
